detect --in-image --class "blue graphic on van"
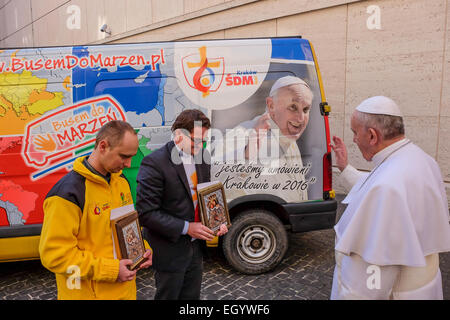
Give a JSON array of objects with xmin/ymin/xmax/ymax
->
[
  {"xmin": 271, "ymin": 38, "xmax": 314, "ymax": 62},
  {"xmin": 71, "ymin": 46, "xmax": 166, "ymax": 125}
]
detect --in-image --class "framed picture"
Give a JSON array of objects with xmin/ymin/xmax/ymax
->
[
  {"xmin": 111, "ymin": 210, "xmax": 146, "ymax": 271},
  {"xmin": 197, "ymin": 182, "xmax": 231, "ymax": 234}
]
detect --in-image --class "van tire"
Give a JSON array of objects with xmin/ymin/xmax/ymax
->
[{"xmin": 222, "ymin": 209, "xmax": 288, "ymax": 275}]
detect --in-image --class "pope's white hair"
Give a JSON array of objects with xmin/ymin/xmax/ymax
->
[{"xmin": 354, "ymin": 111, "xmax": 405, "ymax": 140}]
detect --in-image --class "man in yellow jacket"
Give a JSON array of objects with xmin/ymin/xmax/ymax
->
[{"xmin": 39, "ymin": 120, "xmax": 152, "ymax": 300}]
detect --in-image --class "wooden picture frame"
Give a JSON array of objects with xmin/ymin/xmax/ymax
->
[
  {"xmin": 111, "ymin": 210, "xmax": 146, "ymax": 271},
  {"xmin": 197, "ymin": 182, "xmax": 231, "ymax": 234}
]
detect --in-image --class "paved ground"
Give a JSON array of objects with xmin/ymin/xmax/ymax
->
[
  {"xmin": 0, "ymin": 195, "xmax": 449, "ymax": 300},
  {"xmin": 0, "ymin": 229, "xmax": 337, "ymax": 300}
]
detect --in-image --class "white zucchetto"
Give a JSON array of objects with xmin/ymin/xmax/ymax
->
[
  {"xmin": 269, "ymin": 76, "xmax": 310, "ymax": 97},
  {"xmin": 355, "ymin": 96, "xmax": 403, "ymax": 117}
]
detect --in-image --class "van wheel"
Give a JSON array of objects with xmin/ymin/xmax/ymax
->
[{"xmin": 222, "ymin": 209, "xmax": 288, "ymax": 275}]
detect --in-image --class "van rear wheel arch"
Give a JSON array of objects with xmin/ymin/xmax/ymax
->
[
  {"xmin": 228, "ymin": 195, "xmax": 290, "ymax": 225},
  {"xmin": 222, "ymin": 208, "xmax": 289, "ymax": 275}
]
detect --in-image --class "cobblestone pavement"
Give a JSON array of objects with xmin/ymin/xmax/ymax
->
[{"xmin": 1, "ymin": 195, "xmax": 449, "ymax": 300}]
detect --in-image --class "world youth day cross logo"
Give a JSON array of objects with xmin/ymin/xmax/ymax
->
[
  {"xmin": 182, "ymin": 46, "xmax": 224, "ymax": 98},
  {"xmin": 21, "ymin": 95, "xmax": 126, "ymax": 180}
]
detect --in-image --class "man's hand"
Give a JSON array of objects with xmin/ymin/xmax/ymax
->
[
  {"xmin": 187, "ymin": 222, "xmax": 215, "ymax": 241},
  {"xmin": 216, "ymin": 223, "xmax": 228, "ymax": 237},
  {"xmin": 117, "ymin": 259, "xmax": 137, "ymax": 282},
  {"xmin": 136, "ymin": 249, "xmax": 153, "ymax": 271},
  {"xmin": 331, "ymin": 136, "xmax": 348, "ymax": 172}
]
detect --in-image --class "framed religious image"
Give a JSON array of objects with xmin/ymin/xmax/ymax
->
[
  {"xmin": 197, "ymin": 181, "xmax": 232, "ymax": 234},
  {"xmin": 111, "ymin": 210, "xmax": 146, "ymax": 271}
]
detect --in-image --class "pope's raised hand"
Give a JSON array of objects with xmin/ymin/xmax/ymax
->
[{"xmin": 331, "ymin": 136, "xmax": 348, "ymax": 172}]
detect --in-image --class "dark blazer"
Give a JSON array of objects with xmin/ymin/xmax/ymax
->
[{"xmin": 136, "ymin": 140, "xmax": 211, "ymax": 272}]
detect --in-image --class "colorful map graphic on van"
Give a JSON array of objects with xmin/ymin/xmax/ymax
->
[
  {"xmin": 22, "ymin": 95, "xmax": 126, "ymax": 180},
  {"xmin": 0, "ymin": 53, "xmax": 68, "ymax": 136},
  {"xmin": 72, "ymin": 46, "xmax": 170, "ymax": 127},
  {"xmin": 0, "ymin": 44, "xmax": 195, "ymax": 226},
  {"xmin": 0, "ymin": 179, "xmax": 38, "ymax": 226}
]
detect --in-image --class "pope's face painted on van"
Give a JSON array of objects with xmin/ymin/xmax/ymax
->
[{"xmin": 267, "ymin": 84, "xmax": 312, "ymax": 140}]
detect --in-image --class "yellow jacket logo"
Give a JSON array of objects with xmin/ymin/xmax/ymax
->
[{"xmin": 120, "ymin": 192, "xmax": 132, "ymax": 206}]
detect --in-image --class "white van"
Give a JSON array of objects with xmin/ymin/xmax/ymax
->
[{"xmin": 0, "ymin": 36, "xmax": 336, "ymax": 274}]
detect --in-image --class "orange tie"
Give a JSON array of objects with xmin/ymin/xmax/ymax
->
[{"xmin": 190, "ymin": 171, "xmax": 201, "ymax": 222}]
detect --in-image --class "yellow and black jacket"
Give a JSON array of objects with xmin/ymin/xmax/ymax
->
[{"xmin": 39, "ymin": 156, "xmax": 136, "ymax": 300}]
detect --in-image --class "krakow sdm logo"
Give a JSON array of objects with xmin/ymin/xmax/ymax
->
[
  {"xmin": 181, "ymin": 46, "xmax": 259, "ymax": 98},
  {"xmin": 181, "ymin": 46, "xmax": 225, "ymax": 98},
  {"xmin": 175, "ymin": 39, "xmax": 271, "ymax": 110}
]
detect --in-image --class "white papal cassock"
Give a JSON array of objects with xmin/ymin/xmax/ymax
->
[{"xmin": 331, "ymin": 138, "xmax": 450, "ymax": 299}]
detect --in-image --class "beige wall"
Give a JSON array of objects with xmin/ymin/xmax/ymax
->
[{"xmin": 1, "ymin": 0, "xmax": 449, "ymax": 200}]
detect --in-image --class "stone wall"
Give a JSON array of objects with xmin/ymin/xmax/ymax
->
[{"xmin": 1, "ymin": 0, "xmax": 449, "ymax": 200}]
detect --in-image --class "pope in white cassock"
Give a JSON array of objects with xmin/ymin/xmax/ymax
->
[{"xmin": 330, "ymin": 96, "xmax": 450, "ymax": 300}]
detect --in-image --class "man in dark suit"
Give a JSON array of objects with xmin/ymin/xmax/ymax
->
[{"xmin": 136, "ymin": 109, "xmax": 228, "ymax": 300}]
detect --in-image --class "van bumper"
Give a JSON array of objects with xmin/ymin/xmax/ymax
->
[
  {"xmin": 0, "ymin": 225, "xmax": 42, "ymax": 262},
  {"xmin": 282, "ymin": 199, "xmax": 337, "ymax": 233}
]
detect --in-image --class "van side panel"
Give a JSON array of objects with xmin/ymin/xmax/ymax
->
[{"xmin": 0, "ymin": 38, "xmax": 335, "ymax": 262}]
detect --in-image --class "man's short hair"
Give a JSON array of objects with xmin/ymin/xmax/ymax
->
[
  {"xmin": 171, "ymin": 109, "xmax": 211, "ymax": 133},
  {"xmin": 356, "ymin": 111, "xmax": 405, "ymax": 140},
  {"xmin": 95, "ymin": 120, "xmax": 136, "ymax": 149}
]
